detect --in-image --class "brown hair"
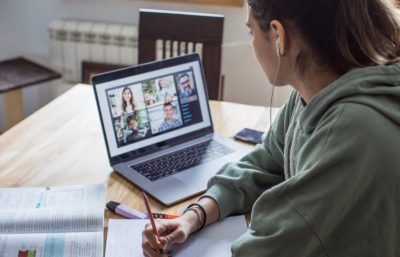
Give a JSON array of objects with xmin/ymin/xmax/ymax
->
[
  {"xmin": 121, "ymin": 87, "xmax": 135, "ymax": 114},
  {"xmin": 127, "ymin": 115, "xmax": 137, "ymax": 123},
  {"xmin": 247, "ymin": 0, "xmax": 400, "ymax": 75},
  {"xmin": 163, "ymin": 102, "xmax": 173, "ymax": 110}
]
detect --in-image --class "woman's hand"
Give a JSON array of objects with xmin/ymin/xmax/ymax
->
[{"xmin": 141, "ymin": 211, "xmax": 198, "ymax": 257}]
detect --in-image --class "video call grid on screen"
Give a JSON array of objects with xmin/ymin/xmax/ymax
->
[
  {"xmin": 96, "ymin": 60, "xmax": 212, "ymax": 158},
  {"xmin": 105, "ymin": 68, "xmax": 200, "ymax": 145}
]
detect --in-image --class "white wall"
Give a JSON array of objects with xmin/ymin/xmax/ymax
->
[
  {"xmin": 0, "ymin": 0, "xmax": 292, "ymax": 132},
  {"xmin": 0, "ymin": 0, "xmax": 249, "ymax": 63}
]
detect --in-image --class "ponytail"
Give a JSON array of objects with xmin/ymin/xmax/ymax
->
[{"xmin": 334, "ymin": 0, "xmax": 400, "ymax": 73}]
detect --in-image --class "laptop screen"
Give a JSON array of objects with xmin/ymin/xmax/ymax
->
[{"xmin": 93, "ymin": 54, "xmax": 212, "ymax": 159}]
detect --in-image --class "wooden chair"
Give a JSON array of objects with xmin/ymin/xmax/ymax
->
[
  {"xmin": 81, "ymin": 61, "xmax": 127, "ymax": 84},
  {"xmin": 138, "ymin": 9, "xmax": 224, "ymax": 100}
]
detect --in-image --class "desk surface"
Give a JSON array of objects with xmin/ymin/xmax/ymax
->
[{"xmin": 0, "ymin": 84, "xmax": 279, "ymax": 220}]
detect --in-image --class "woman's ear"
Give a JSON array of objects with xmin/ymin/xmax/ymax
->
[{"xmin": 270, "ymin": 20, "xmax": 286, "ymax": 56}]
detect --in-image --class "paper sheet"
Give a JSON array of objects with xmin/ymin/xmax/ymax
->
[
  {"xmin": 0, "ymin": 184, "xmax": 106, "ymax": 234},
  {"xmin": 0, "ymin": 231, "xmax": 103, "ymax": 257},
  {"xmin": 0, "ymin": 183, "xmax": 106, "ymax": 257},
  {"xmin": 0, "ymin": 183, "xmax": 106, "ymax": 210},
  {"xmin": 105, "ymin": 216, "xmax": 247, "ymax": 257}
]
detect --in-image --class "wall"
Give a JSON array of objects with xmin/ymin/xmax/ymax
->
[
  {"xmin": 0, "ymin": 0, "xmax": 249, "ymax": 63},
  {"xmin": 0, "ymin": 0, "xmax": 291, "ymax": 132}
]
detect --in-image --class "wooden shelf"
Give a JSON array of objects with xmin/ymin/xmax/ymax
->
[
  {"xmin": 0, "ymin": 57, "xmax": 61, "ymax": 130},
  {"xmin": 0, "ymin": 57, "xmax": 61, "ymax": 93}
]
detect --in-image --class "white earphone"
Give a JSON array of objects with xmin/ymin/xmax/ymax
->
[
  {"xmin": 270, "ymin": 38, "xmax": 282, "ymax": 129},
  {"xmin": 275, "ymin": 39, "xmax": 281, "ymax": 57}
]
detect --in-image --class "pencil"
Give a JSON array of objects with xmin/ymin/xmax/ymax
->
[{"xmin": 142, "ymin": 192, "xmax": 160, "ymax": 241}]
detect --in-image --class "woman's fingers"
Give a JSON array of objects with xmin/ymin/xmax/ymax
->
[
  {"xmin": 142, "ymin": 226, "xmax": 169, "ymax": 257},
  {"xmin": 142, "ymin": 241, "xmax": 166, "ymax": 257},
  {"xmin": 142, "ymin": 217, "xmax": 192, "ymax": 256},
  {"xmin": 164, "ymin": 227, "xmax": 187, "ymax": 244},
  {"xmin": 142, "ymin": 223, "xmax": 163, "ymax": 249}
]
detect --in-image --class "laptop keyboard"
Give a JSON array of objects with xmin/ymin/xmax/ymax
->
[{"xmin": 132, "ymin": 140, "xmax": 234, "ymax": 182}]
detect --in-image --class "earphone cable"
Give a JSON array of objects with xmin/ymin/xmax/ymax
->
[{"xmin": 270, "ymin": 56, "xmax": 281, "ymax": 130}]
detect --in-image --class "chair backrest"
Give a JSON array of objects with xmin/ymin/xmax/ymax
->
[
  {"xmin": 138, "ymin": 9, "xmax": 224, "ymax": 100},
  {"xmin": 81, "ymin": 61, "xmax": 127, "ymax": 84}
]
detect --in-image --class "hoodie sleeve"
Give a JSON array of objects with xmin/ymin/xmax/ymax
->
[
  {"xmin": 203, "ymin": 92, "xmax": 298, "ymax": 219},
  {"xmin": 232, "ymin": 102, "xmax": 400, "ymax": 257}
]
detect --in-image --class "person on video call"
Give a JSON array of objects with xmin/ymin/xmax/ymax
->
[
  {"xmin": 178, "ymin": 73, "xmax": 196, "ymax": 99},
  {"xmin": 142, "ymin": 0, "xmax": 400, "ymax": 256},
  {"xmin": 144, "ymin": 92, "xmax": 156, "ymax": 106},
  {"xmin": 157, "ymin": 78, "xmax": 174, "ymax": 103},
  {"xmin": 158, "ymin": 102, "xmax": 182, "ymax": 132},
  {"xmin": 120, "ymin": 87, "xmax": 136, "ymax": 115},
  {"xmin": 125, "ymin": 115, "xmax": 147, "ymax": 143}
]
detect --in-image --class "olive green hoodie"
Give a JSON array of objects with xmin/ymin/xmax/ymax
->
[{"xmin": 204, "ymin": 63, "xmax": 400, "ymax": 256}]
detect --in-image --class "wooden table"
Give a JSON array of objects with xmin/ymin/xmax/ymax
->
[{"xmin": 0, "ymin": 84, "xmax": 279, "ymax": 222}]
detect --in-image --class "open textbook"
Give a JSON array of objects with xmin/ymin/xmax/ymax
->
[
  {"xmin": 0, "ymin": 183, "xmax": 106, "ymax": 257},
  {"xmin": 105, "ymin": 215, "xmax": 248, "ymax": 257}
]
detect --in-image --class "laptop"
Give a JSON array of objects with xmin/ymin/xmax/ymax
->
[{"xmin": 92, "ymin": 53, "xmax": 250, "ymax": 205}]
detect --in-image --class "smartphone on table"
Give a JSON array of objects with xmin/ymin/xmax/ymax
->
[{"xmin": 234, "ymin": 128, "xmax": 264, "ymax": 145}]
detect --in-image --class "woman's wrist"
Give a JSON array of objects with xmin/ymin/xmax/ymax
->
[
  {"xmin": 180, "ymin": 197, "xmax": 219, "ymax": 236},
  {"xmin": 181, "ymin": 209, "xmax": 201, "ymax": 234},
  {"xmin": 184, "ymin": 204, "xmax": 206, "ymax": 230}
]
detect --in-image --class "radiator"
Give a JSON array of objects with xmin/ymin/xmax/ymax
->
[
  {"xmin": 47, "ymin": 20, "xmax": 291, "ymax": 106},
  {"xmin": 48, "ymin": 19, "xmax": 138, "ymax": 83}
]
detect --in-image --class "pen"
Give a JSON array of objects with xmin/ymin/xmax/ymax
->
[
  {"xmin": 106, "ymin": 201, "xmax": 147, "ymax": 219},
  {"xmin": 142, "ymin": 192, "xmax": 160, "ymax": 241},
  {"xmin": 151, "ymin": 213, "xmax": 180, "ymax": 219}
]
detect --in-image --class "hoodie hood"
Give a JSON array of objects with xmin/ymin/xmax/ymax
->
[{"xmin": 299, "ymin": 63, "xmax": 400, "ymax": 133}]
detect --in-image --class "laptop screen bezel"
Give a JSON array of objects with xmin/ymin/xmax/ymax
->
[{"xmin": 92, "ymin": 53, "xmax": 215, "ymax": 166}]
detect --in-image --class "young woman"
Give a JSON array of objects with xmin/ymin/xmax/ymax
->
[
  {"xmin": 120, "ymin": 87, "xmax": 136, "ymax": 115},
  {"xmin": 157, "ymin": 78, "xmax": 174, "ymax": 103},
  {"xmin": 142, "ymin": 0, "xmax": 400, "ymax": 256}
]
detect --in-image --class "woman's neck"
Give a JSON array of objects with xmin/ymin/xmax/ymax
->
[{"xmin": 293, "ymin": 68, "xmax": 340, "ymax": 103}]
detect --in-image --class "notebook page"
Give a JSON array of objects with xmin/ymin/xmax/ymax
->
[
  {"xmin": 105, "ymin": 215, "xmax": 247, "ymax": 257},
  {"xmin": 0, "ymin": 231, "xmax": 103, "ymax": 257},
  {"xmin": 0, "ymin": 183, "xmax": 106, "ymax": 210},
  {"xmin": 0, "ymin": 183, "xmax": 106, "ymax": 233}
]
